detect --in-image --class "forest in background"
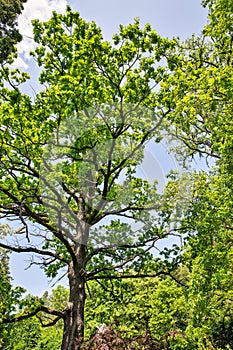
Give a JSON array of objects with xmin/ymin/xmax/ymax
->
[{"xmin": 0, "ymin": 0, "xmax": 233, "ymax": 349}]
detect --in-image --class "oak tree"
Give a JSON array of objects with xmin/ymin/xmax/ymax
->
[{"xmin": 0, "ymin": 7, "xmax": 178, "ymax": 349}]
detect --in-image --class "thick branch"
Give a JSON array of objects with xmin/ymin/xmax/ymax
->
[{"xmin": 2, "ymin": 306, "xmax": 65, "ymax": 324}]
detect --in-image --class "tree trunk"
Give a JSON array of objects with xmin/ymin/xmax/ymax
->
[{"xmin": 61, "ymin": 244, "xmax": 87, "ymax": 350}]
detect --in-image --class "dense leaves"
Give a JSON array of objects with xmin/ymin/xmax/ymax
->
[{"xmin": 0, "ymin": 0, "xmax": 26, "ymax": 63}]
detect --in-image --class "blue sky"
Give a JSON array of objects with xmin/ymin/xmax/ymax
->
[
  {"xmin": 70, "ymin": 0, "xmax": 207, "ymax": 39},
  {"xmin": 9, "ymin": 0, "xmax": 208, "ymax": 296}
]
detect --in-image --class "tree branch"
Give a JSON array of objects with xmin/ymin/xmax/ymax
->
[
  {"xmin": 88, "ymin": 271, "xmax": 187, "ymax": 287},
  {"xmin": 0, "ymin": 186, "xmax": 77, "ymax": 265},
  {"xmin": 38, "ymin": 315, "xmax": 63, "ymax": 328},
  {"xmin": 87, "ymin": 237, "xmax": 159, "ymax": 278},
  {"xmin": 85, "ymin": 235, "xmax": 161, "ymax": 263},
  {"xmin": 0, "ymin": 241, "xmax": 69, "ymax": 264},
  {"xmin": 2, "ymin": 306, "xmax": 65, "ymax": 324}
]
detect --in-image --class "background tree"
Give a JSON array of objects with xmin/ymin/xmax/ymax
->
[
  {"xmin": 160, "ymin": 0, "xmax": 233, "ymax": 161},
  {"xmin": 158, "ymin": 0, "xmax": 233, "ymax": 347},
  {"xmin": 0, "ymin": 0, "xmax": 27, "ymax": 63}
]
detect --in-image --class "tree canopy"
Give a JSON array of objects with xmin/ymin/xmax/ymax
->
[{"xmin": 0, "ymin": 0, "xmax": 232, "ymax": 349}]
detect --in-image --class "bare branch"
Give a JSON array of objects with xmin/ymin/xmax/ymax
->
[
  {"xmin": 0, "ymin": 187, "xmax": 77, "ymax": 265},
  {"xmin": 0, "ymin": 241, "xmax": 69, "ymax": 264}
]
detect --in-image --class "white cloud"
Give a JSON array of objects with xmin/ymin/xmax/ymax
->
[
  {"xmin": 14, "ymin": 0, "xmax": 67, "ymax": 69},
  {"xmin": 12, "ymin": 56, "xmax": 30, "ymax": 70}
]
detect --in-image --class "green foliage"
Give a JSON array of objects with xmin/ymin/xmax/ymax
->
[
  {"xmin": 160, "ymin": 0, "xmax": 233, "ymax": 162},
  {"xmin": 0, "ymin": 0, "xmax": 27, "ymax": 63},
  {"xmin": 34, "ymin": 328, "xmax": 62, "ymax": 350},
  {"xmin": 84, "ymin": 275, "xmax": 187, "ymax": 341},
  {"xmin": 0, "ymin": 1, "xmax": 233, "ymax": 349},
  {"xmin": 1, "ymin": 318, "xmax": 41, "ymax": 350},
  {"xmin": 176, "ymin": 172, "xmax": 233, "ymax": 349}
]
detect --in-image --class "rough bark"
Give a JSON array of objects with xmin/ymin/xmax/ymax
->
[{"xmin": 61, "ymin": 244, "xmax": 87, "ymax": 350}]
